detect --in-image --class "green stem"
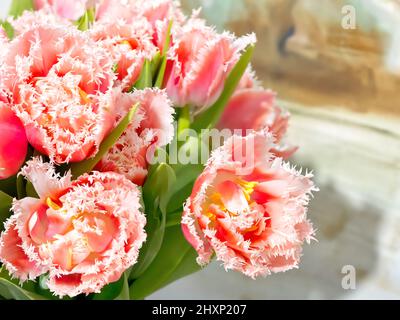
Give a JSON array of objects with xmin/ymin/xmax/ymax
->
[{"xmin": 177, "ymin": 105, "xmax": 191, "ymax": 136}]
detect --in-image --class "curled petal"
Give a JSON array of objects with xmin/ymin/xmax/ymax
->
[
  {"xmin": 19, "ymin": 157, "xmax": 72, "ymax": 199},
  {"xmin": 0, "ymin": 216, "xmax": 45, "ymax": 282}
]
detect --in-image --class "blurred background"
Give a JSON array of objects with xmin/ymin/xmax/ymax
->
[{"xmin": 2, "ymin": 0, "xmax": 400, "ymax": 299}]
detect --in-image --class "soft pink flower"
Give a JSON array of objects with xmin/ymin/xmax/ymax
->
[
  {"xmin": 0, "ymin": 103, "xmax": 28, "ymax": 180},
  {"xmin": 33, "ymin": 0, "xmax": 88, "ymax": 20},
  {"xmin": 95, "ymin": 0, "xmax": 185, "ymax": 53},
  {"xmin": 236, "ymin": 65, "xmax": 260, "ymax": 91},
  {"xmin": 97, "ymin": 88, "xmax": 174, "ymax": 185},
  {"xmin": 2, "ymin": 24, "xmax": 116, "ymax": 164},
  {"xmin": 217, "ymin": 89, "xmax": 298, "ymax": 159},
  {"xmin": 10, "ymin": 8, "xmax": 71, "ymax": 36},
  {"xmin": 165, "ymin": 19, "xmax": 256, "ymax": 109},
  {"xmin": 95, "ymin": 0, "xmax": 136, "ymax": 23},
  {"xmin": 0, "ymin": 158, "xmax": 146, "ymax": 297},
  {"xmin": 0, "ymin": 27, "xmax": 7, "ymax": 42},
  {"xmin": 182, "ymin": 131, "xmax": 316, "ymax": 278},
  {"xmin": 136, "ymin": 0, "xmax": 185, "ymax": 51},
  {"xmin": 139, "ymin": 0, "xmax": 185, "ymax": 26},
  {"xmin": 96, "ymin": 0, "xmax": 184, "ymax": 24},
  {"xmin": 90, "ymin": 20, "xmax": 157, "ymax": 91}
]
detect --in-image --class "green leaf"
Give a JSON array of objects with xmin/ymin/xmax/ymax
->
[
  {"xmin": 161, "ymin": 245, "xmax": 200, "ymax": 287},
  {"xmin": 191, "ymin": 44, "xmax": 255, "ymax": 132},
  {"xmin": 0, "ymin": 175, "xmax": 17, "ymax": 198},
  {"xmin": 150, "ymin": 52, "xmax": 161, "ymax": 79},
  {"xmin": 70, "ymin": 105, "xmax": 138, "ymax": 179},
  {"xmin": 0, "ymin": 191, "xmax": 13, "ymax": 231},
  {"xmin": 75, "ymin": 8, "xmax": 95, "ymax": 31},
  {"xmin": 16, "ymin": 174, "xmax": 26, "ymax": 200},
  {"xmin": 0, "ymin": 267, "xmax": 47, "ymax": 300},
  {"xmin": 133, "ymin": 60, "xmax": 152, "ymax": 90},
  {"xmin": 129, "ymin": 163, "xmax": 176, "ymax": 280},
  {"xmin": 26, "ymin": 181, "xmax": 39, "ymax": 198},
  {"xmin": 0, "ymin": 20, "xmax": 14, "ymax": 39},
  {"xmin": 114, "ymin": 273, "xmax": 130, "ymax": 300},
  {"xmin": 90, "ymin": 273, "xmax": 129, "ymax": 300},
  {"xmin": 165, "ymin": 211, "xmax": 182, "ymax": 228},
  {"xmin": 154, "ymin": 21, "xmax": 173, "ymax": 88},
  {"xmin": 8, "ymin": 0, "xmax": 34, "ymax": 18},
  {"xmin": 177, "ymin": 105, "xmax": 191, "ymax": 136},
  {"xmin": 166, "ymin": 182, "xmax": 193, "ymax": 214},
  {"xmin": 129, "ymin": 225, "xmax": 201, "ymax": 300}
]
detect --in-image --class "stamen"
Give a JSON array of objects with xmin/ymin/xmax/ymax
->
[
  {"xmin": 204, "ymin": 212, "xmax": 216, "ymax": 221},
  {"xmin": 236, "ymin": 179, "xmax": 257, "ymax": 202},
  {"xmin": 79, "ymin": 88, "xmax": 91, "ymax": 104},
  {"xmin": 46, "ymin": 197, "xmax": 62, "ymax": 211}
]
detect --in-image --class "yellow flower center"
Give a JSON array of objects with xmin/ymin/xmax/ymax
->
[
  {"xmin": 46, "ymin": 197, "xmax": 62, "ymax": 211},
  {"xmin": 205, "ymin": 179, "xmax": 258, "ymax": 221},
  {"xmin": 78, "ymin": 88, "xmax": 91, "ymax": 104},
  {"xmin": 236, "ymin": 179, "xmax": 258, "ymax": 202},
  {"xmin": 120, "ymin": 40, "xmax": 131, "ymax": 47}
]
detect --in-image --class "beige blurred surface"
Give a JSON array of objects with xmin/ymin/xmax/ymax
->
[{"xmin": 150, "ymin": 0, "xmax": 400, "ymax": 299}]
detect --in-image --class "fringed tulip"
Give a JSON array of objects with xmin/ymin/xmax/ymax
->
[
  {"xmin": 95, "ymin": 0, "xmax": 185, "ymax": 54},
  {"xmin": 97, "ymin": 88, "xmax": 174, "ymax": 185},
  {"xmin": 0, "ymin": 103, "xmax": 28, "ymax": 180},
  {"xmin": 165, "ymin": 19, "xmax": 256, "ymax": 109},
  {"xmin": 91, "ymin": 20, "xmax": 157, "ymax": 91},
  {"xmin": 2, "ymin": 24, "xmax": 116, "ymax": 164},
  {"xmin": 136, "ymin": 0, "xmax": 185, "ymax": 51},
  {"xmin": 182, "ymin": 132, "xmax": 317, "ymax": 278},
  {"xmin": 0, "ymin": 158, "xmax": 146, "ymax": 297},
  {"xmin": 217, "ymin": 89, "xmax": 298, "ymax": 158}
]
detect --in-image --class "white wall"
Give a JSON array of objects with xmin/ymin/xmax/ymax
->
[{"xmin": 0, "ymin": 0, "xmax": 11, "ymax": 18}]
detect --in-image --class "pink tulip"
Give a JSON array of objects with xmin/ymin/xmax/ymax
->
[
  {"xmin": 0, "ymin": 103, "xmax": 28, "ymax": 180},
  {"xmin": 33, "ymin": 0, "xmax": 87, "ymax": 20},
  {"xmin": 95, "ymin": 0, "xmax": 185, "ymax": 54},
  {"xmin": 90, "ymin": 20, "xmax": 157, "ymax": 91},
  {"xmin": 137, "ymin": 0, "xmax": 185, "ymax": 51},
  {"xmin": 10, "ymin": 8, "xmax": 71, "ymax": 36},
  {"xmin": 236, "ymin": 65, "xmax": 260, "ymax": 91},
  {"xmin": 217, "ymin": 89, "xmax": 298, "ymax": 159},
  {"xmin": 165, "ymin": 19, "xmax": 256, "ymax": 109},
  {"xmin": 182, "ymin": 131, "xmax": 317, "ymax": 278},
  {"xmin": 2, "ymin": 24, "xmax": 116, "ymax": 164},
  {"xmin": 97, "ymin": 88, "xmax": 174, "ymax": 185},
  {"xmin": 0, "ymin": 158, "xmax": 146, "ymax": 297}
]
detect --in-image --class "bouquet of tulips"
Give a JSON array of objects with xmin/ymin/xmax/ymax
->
[{"xmin": 0, "ymin": 0, "xmax": 317, "ymax": 300}]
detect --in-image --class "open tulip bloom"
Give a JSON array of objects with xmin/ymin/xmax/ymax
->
[{"xmin": 0, "ymin": 0, "xmax": 317, "ymax": 300}]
